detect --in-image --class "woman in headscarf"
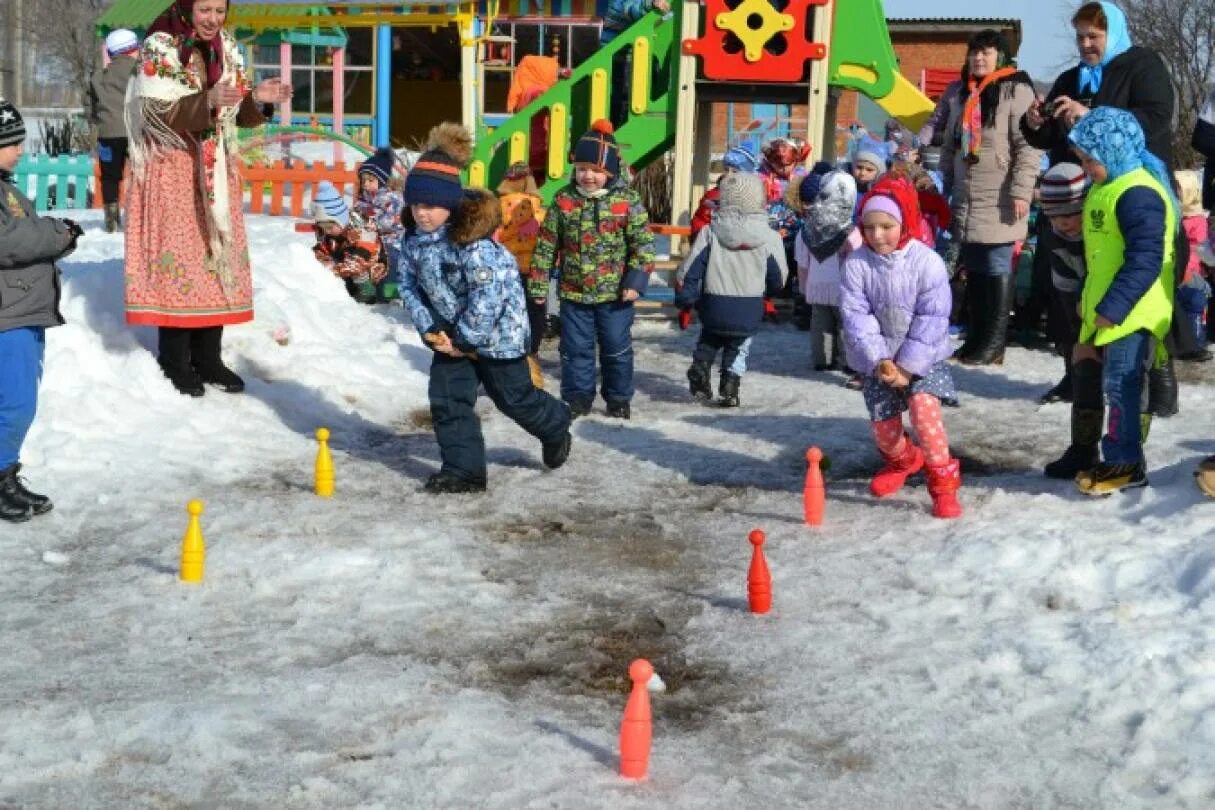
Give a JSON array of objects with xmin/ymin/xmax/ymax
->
[
  {"xmin": 1067, "ymin": 107, "xmax": 1179, "ymax": 495},
  {"xmin": 939, "ymin": 29, "xmax": 1042, "ymax": 366},
  {"xmin": 124, "ymin": 0, "xmax": 291, "ymax": 396}
]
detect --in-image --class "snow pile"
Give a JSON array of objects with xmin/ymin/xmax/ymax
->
[{"xmin": 1, "ymin": 208, "xmax": 1213, "ymax": 808}]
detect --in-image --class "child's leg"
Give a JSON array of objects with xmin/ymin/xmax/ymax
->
[
  {"xmin": 871, "ymin": 414, "xmax": 908, "ymax": 457},
  {"xmin": 907, "ymin": 393, "xmax": 951, "ymax": 467},
  {"xmin": 476, "ymin": 357, "xmax": 571, "ymax": 445},
  {"xmin": 526, "ymin": 298, "xmax": 547, "ymax": 355},
  {"xmin": 0, "ymin": 327, "xmax": 44, "ymax": 470},
  {"xmin": 691, "ymin": 329, "xmax": 723, "ymax": 370},
  {"xmin": 428, "ymin": 353, "xmax": 487, "ymax": 482},
  {"xmin": 558, "ymin": 300, "xmax": 597, "ymax": 407},
  {"xmin": 869, "ymin": 412, "xmax": 924, "ymax": 497},
  {"xmin": 722, "ymin": 336, "xmax": 751, "ymax": 377},
  {"xmin": 828, "ymin": 306, "xmax": 844, "ymax": 368},
  {"xmin": 809, "ymin": 304, "xmax": 829, "ymax": 368},
  {"xmin": 1099, "ymin": 331, "xmax": 1153, "ymax": 466},
  {"xmin": 595, "ymin": 301, "xmax": 636, "ymax": 406}
]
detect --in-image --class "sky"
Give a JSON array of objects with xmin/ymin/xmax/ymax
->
[{"xmin": 883, "ymin": 0, "xmax": 1081, "ymax": 82}]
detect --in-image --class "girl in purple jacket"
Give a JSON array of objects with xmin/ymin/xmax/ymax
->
[{"xmin": 840, "ymin": 176, "xmax": 963, "ymax": 519}]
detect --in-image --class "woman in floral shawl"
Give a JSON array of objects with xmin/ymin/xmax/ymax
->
[{"xmin": 124, "ymin": 0, "xmax": 290, "ymax": 396}]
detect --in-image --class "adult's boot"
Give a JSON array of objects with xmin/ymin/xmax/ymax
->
[
  {"xmin": 1044, "ymin": 408, "xmax": 1103, "ymax": 479},
  {"xmin": 0, "ymin": 465, "xmax": 32, "ymax": 522},
  {"xmin": 960, "ymin": 274, "xmax": 1013, "ymax": 366},
  {"xmin": 1147, "ymin": 357, "xmax": 1178, "ymax": 417},
  {"xmin": 5, "ymin": 463, "xmax": 51, "ymax": 515},
  {"xmin": 191, "ymin": 326, "xmax": 245, "ymax": 393},
  {"xmin": 953, "ymin": 275, "xmax": 985, "ymax": 361},
  {"xmin": 158, "ymin": 327, "xmax": 204, "ymax": 397}
]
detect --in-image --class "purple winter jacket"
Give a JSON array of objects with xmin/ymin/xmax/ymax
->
[{"xmin": 839, "ymin": 239, "xmax": 954, "ymax": 377}]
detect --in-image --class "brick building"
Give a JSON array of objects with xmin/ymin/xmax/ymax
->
[{"xmin": 708, "ymin": 17, "xmax": 1021, "ymax": 157}]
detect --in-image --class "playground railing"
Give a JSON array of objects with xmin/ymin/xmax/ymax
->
[
  {"xmin": 468, "ymin": 7, "xmax": 681, "ymax": 204},
  {"xmin": 242, "ymin": 160, "xmax": 359, "ymax": 218},
  {"xmin": 11, "ymin": 154, "xmax": 95, "ymax": 211}
]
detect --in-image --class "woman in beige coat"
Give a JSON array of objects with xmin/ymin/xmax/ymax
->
[{"xmin": 941, "ymin": 30, "xmax": 1043, "ymax": 365}]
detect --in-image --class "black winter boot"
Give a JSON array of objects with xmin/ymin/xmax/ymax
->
[
  {"xmin": 191, "ymin": 327, "xmax": 245, "ymax": 393},
  {"xmin": 960, "ymin": 274, "xmax": 1013, "ymax": 366},
  {"xmin": 687, "ymin": 360, "xmax": 713, "ymax": 401},
  {"xmin": 5, "ymin": 463, "xmax": 51, "ymax": 515},
  {"xmin": 0, "ymin": 465, "xmax": 33, "ymax": 522},
  {"xmin": 1044, "ymin": 408, "xmax": 1103, "ymax": 479},
  {"xmin": 718, "ymin": 372, "xmax": 741, "ymax": 407},
  {"xmin": 953, "ymin": 276, "xmax": 984, "ymax": 361},
  {"xmin": 423, "ymin": 471, "xmax": 487, "ymax": 494},
  {"xmin": 103, "ymin": 202, "xmax": 121, "ymax": 233},
  {"xmin": 605, "ymin": 400, "xmax": 631, "ymax": 419},
  {"xmin": 158, "ymin": 327, "xmax": 204, "ymax": 397},
  {"xmin": 1147, "ymin": 357, "xmax": 1179, "ymax": 418}
]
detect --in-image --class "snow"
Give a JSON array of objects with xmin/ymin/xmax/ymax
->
[{"xmin": 3, "ymin": 208, "xmax": 1215, "ymax": 808}]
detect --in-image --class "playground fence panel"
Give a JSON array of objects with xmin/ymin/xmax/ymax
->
[{"xmin": 11, "ymin": 154, "xmax": 94, "ymax": 212}]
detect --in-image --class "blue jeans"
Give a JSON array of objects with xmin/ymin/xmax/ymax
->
[
  {"xmin": 429, "ymin": 352, "xmax": 571, "ymax": 481},
  {"xmin": 559, "ymin": 300, "xmax": 635, "ymax": 406},
  {"xmin": 1101, "ymin": 330, "xmax": 1153, "ymax": 465},
  {"xmin": 961, "ymin": 242, "xmax": 1015, "ymax": 276},
  {"xmin": 0, "ymin": 327, "xmax": 45, "ymax": 468}
]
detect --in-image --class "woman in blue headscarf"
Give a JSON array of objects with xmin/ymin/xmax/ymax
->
[
  {"xmin": 1066, "ymin": 108, "xmax": 1177, "ymax": 495},
  {"xmin": 1021, "ymin": 1, "xmax": 1175, "ymax": 169}
]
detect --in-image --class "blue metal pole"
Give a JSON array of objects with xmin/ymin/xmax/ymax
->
[{"xmin": 376, "ymin": 23, "xmax": 392, "ymax": 146}]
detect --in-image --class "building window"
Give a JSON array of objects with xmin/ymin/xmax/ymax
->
[{"xmin": 251, "ymin": 29, "xmax": 374, "ymax": 117}]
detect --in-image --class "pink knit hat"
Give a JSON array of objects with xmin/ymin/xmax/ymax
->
[{"xmin": 860, "ymin": 194, "xmax": 903, "ymax": 223}]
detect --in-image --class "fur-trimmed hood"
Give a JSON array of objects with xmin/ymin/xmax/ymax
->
[{"xmin": 449, "ymin": 189, "xmax": 503, "ymax": 246}]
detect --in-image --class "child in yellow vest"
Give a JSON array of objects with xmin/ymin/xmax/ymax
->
[{"xmin": 1067, "ymin": 107, "xmax": 1178, "ymax": 495}]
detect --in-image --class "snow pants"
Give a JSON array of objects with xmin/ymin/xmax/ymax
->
[
  {"xmin": 0, "ymin": 327, "xmax": 45, "ymax": 468},
  {"xmin": 429, "ymin": 352, "xmax": 571, "ymax": 481},
  {"xmin": 558, "ymin": 300, "xmax": 635, "ymax": 407}
]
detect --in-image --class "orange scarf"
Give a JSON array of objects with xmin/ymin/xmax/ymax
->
[{"xmin": 961, "ymin": 66, "xmax": 1017, "ymax": 160}]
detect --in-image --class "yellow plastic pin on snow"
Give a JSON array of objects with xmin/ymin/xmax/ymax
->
[
  {"xmin": 315, "ymin": 427, "xmax": 334, "ymax": 497},
  {"xmin": 179, "ymin": 499, "xmax": 206, "ymax": 583}
]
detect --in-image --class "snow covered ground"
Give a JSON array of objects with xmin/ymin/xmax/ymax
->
[{"xmin": 2, "ymin": 209, "xmax": 1214, "ymax": 809}]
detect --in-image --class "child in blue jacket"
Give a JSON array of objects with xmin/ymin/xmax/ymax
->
[{"xmin": 398, "ymin": 124, "xmax": 572, "ymax": 494}]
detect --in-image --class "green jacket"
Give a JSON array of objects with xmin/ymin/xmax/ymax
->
[
  {"xmin": 1080, "ymin": 167, "xmax": 1174, "ymax": 347},
  {"xmin": 528, "ymin": 182, "xmax": 655, "ymax": 304}
]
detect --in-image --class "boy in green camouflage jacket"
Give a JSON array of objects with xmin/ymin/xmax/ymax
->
[{"xmin": 528, "ymin": 120, "xmax": 655, "ymax": 419}]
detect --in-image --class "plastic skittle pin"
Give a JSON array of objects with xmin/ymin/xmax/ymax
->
[
  {"xmin": 804, "ymin": 446, "xmax": 825, "ymax": 526},
  {"xmin": 619, "ymin": 658, "xmax": 654, "ymax": 779},
  {"xmin": 315, "ymin": 427, "xmax": 334, "ymax": 497},
  {"xmin": 747, "ymin": 529, "xmax": 772, "ymax": 614},
  {"xmin": 179, "ymin": 500, "xmax": 205, "ymax": 583}
]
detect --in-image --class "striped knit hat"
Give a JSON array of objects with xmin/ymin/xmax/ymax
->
[
  {"xmin": 311, "ymin": 181, "xmax": 350, "ymax": 227},
  {"xmin": 1039, "ymin": 162, "xmax": 1089, "ymax": 216},
  {"xmin": 0, "ymin": 98, "xmax": 25, "ymax": 149},
  {"xmin": 571, "ymin": 119, "xmax": 621, "ymax": 177},
  {"xmin": 404, "ymin": 122, "xmax": 473, "ymax": 210}
]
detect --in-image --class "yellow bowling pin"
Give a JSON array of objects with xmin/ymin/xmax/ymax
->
[
  {"xmin": 315, "ymin": 428, "xmax": 334, "ymax": 497},
  {"xmin": 179, "ymin": 500, "xmax": 205, "ymax": 583}
]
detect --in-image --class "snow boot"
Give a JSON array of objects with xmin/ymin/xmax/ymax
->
[
  {"xmin": 1147, "ymin": 358, "xmax": 1179, "ymax": 418},
  {"xmin": 3, "ymin": 463, "xmax": 51, "ymax": 515},
  {"xmin": 687, "ymin": 360, "xmax": 713, "ymax": 401},
  {"xmin": 606, "ymin": 400, "xmax": 631, "ymax": 419},
  {"xmin": 1043, "ymin": 408, "xmax": 1103, "ymax": 479},
  {"xmin": 423, "ymin": 471, "xmax": 487, "ymax": 494},
  {"xmin": 925, "ymin": 458, "xmax": 963, "ymax": 519},
  {"xmin": 870, "ymin": 434, "xmax": 924, "ymax": 497},
  {"xmin": 0, "ymin": 465, "xmax": 32, "ymax": 523},
  {"xmin": 527, "ymin": 354, "xmax": 544, "ymax": 388},
  {"xmin": 103, "ymin": 202, "xmax": 121, "ymax": 233},
  {"xmin": 567, "ymin": 399, "xmax": 592, "ymax": 419},
  {"xmin": 1076, "ymin": 461, "xmax": 1147, "ymax": 496},
  {"xmin": 191, "ymin": 327, "xmax": 245, "ymax": 393},
  {"xmin": 158, "ymin": 327, "xmax": 204, "ymax": 397},
  {"xmin": 542, "ymin": 430, "xmax": 572, "ymax": 469},
  {"xmin": 959, "ymin": 274, "xmax": 1012, "ymax": 366},
  {"xmin": 717, "ymin": 372, "xmax": 741, "ymax": 407}
]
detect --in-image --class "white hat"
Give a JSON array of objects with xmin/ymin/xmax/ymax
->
[{"xmin": 105, "ymin": 29, "xmax": 140, "ymax": 58}]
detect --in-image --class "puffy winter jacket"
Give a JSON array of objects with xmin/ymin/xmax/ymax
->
[
  {"xmin": 840, "ymin": 238, "xmax": 954, "ymax": 377},
  {"xmin": 0, "ymin": 177, "xmax": 73, "ymax": 332},
  {"xmin": 529, "ymin": 181, "xmax": 655, "ymax": 304},
  {"xmin": 674, "ymin": 209, "xmax": 787, "ymax": 337},
  {"xmin": 89, "ymin": 54, "xmax": 137, "ymax": 140}
]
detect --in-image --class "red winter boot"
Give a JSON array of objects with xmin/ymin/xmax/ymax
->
[
  {"xmin": 925, "ymin": 458, "xmax": 962, "ymax": 519},
  {"xmin": 870, "ymin": 435, "xmax": 924, "ymax": 497}
]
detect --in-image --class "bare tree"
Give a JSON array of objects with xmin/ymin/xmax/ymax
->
[
  {"xmin": 1121, "ymin": 0, "xmax": 1215, "ymax": 168},
  {"xmin": 25, "ymin": 0, "xmax": 113, "ymax": 115}
]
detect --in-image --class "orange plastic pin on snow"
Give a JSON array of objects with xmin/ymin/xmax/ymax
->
[
  {"xmin": 179, "ymin": 499, "xmax": 205, "ymax": 583},
  {"xmin": 747, "ymin": 529, "xmax": 772, "ymax": 614},
  {"xmin": 803, "ymin": 447, "xmax": 825, "ymax": 526},
  {"xmin": 619, "ymin": 658, "xmax": 654, "ymax": 780}
]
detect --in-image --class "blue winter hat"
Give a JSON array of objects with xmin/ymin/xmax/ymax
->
[
  {"xmin": 798, "ymin": 161, "xmax": 835, "ymax": 203},
  {"xmin": 722, "ymin": 144, "xmax": 759, "ymax": 173},
  {"xmin": 404, "ymin": 122, "xmax": 473, "ymax": 210},
  {"xmin": 852, "ymin": 136, "xmax": 889, "ymax": 171},
  {"xmin": 311, "ymin": 180, "xmax": 350, "ymax": 227},
  {"xmin": 358, "ymin": 146, "xmax": 395, "ymax": 185},
  {"xmin": 571, "ymin": 119, "xmax": 621, "ymax": 177}
]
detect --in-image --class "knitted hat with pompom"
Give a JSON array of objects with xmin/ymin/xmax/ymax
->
[
  {"xmin": 571, "ymin": 119, "xmax": 621, "ymax": 177},
  {"xmin": 404, "ymin": 122, "xmax": 473, "ymax": 210}
]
